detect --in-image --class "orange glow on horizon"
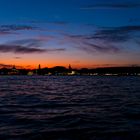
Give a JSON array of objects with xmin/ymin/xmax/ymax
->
[
  {"xmin": 0, "ymin": 61, "xmax": 137, "ymax": 69},
  {"xmin": 1, "ymin": 52, "xmax": 140, "ymax": 69}
]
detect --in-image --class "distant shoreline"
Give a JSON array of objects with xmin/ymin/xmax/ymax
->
[{"xmin": 0, "ymin": 66, "xmax": 140, "ymax": 76}]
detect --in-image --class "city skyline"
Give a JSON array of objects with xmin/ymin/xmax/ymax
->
[{"xmin": 0, "ymin": 0, "xmax": 140, "ymax": 69}]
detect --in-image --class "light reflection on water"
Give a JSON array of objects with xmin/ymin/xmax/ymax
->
[{"xmin": 0, "ymin": 76, "xmax": 140, "ymax": 140}]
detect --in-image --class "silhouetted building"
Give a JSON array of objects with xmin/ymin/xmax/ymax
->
[
  {"xmin": 38, "ymin": 64, "xmax": 41, "ymax": 70},
  {"xmin": 69, "ymin": 64, "xmax": 72, "ymax": 71},
  {"xmin": 8, "ymin": 65, "xmax": 19, "ymax": 75},
  {"xmin": 37, "ymin": 64, "xmax": 42, "ymax": 75}
]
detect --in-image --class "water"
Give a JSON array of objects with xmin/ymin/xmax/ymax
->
[{"xmin": 0, "ymin": 76, "xmax": 140, "ymax": 140}]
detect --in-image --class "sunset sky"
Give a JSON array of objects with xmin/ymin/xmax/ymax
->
[{"xmin": 0, "ymin": 0, "xmax": 140, "ymax": 69}]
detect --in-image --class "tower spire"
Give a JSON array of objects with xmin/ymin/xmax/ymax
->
[{"xmin": 69, "ymin": 64, "xmax": 72, "ymax": 70}]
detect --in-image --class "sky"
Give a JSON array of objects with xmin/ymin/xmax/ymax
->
[{"xmin": 0, "ymin": 0, "xmax": 140, "ymax": 69}]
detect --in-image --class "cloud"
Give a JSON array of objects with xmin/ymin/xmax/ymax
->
[
  {"xmin": 0, "ymin": 63, "xmax": 23, "ymax": 69},
  {"xmin": 62, "ymin": 25, "xmax": 140, "ymax": 54},
  {"xmin": 82, "ymin": 42, "xmax": 119, "ymax": 53},
  {"xmin": 0, "ymin": 24, "xmax": 37, "ymax": 35},
  {"xmin": 13, "ymin": 57, "xmax": 21, "ymax": 59},
  {"xmin": 7, "ymin": 36, "xmax": 54, "ymax": 49},
  {"xmin": 92, "ymin": 64, "xmax": 120, "ymax": 68},
  {"xmin": 64, "ymin": 25, "xmax": 140, "ymax": 54},
  {"xmin": 9, "ymin": 38, "xmax": 43, "ymax": 48},
  {"xmin": 0, "ymin": 37, "xmax": 66, "ymax": 54},
  {"xmin": 0, "ymin": 44, "xmax": 66, "ymax": 54},
  {"xmin": 0, "ymin": 31, "xmax": 13, "ymax": 35},
  {"xmin": 93, "ymin": 25, "xmax": 140, "ymax": 42},
  {"xmin": 75, "ymin": 42, "xmax": 120, "ymax": 54},
  {"xmin": 0, "ymin": 44, "xmax": 46, "ymax": 54},
  {"xmin": 135, "ymin": 39, "xmax": 140, "ymax": 46},
  {"xmin": 129, "ymin": 18, "xmax": 140, "ymax": 23},
  {"xmin": 30, "ymin": 20, "xmax": 68, "ymax": 25},
  {"xmin": 64, "ymin": 34, "xmax": 120, "ymax": 54},
  {"xmin": 45, "ymin": 48, "xmax": 66, "ymax": 52},
  {"xmin": 81, "ymin": 2, "xmax": 140, "ymax": 10},
  {"xmin": 0, "ymin": 63, "xmax": 13, "ymax": 68},
  {"xmin": 0, "ymin": 25, "xmax": 36, "ymax": 31},
  {"xmin": 49, "ymin": 21, "xmax": 68, "ymax": 26}
]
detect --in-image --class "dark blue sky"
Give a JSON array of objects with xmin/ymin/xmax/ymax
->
[{"xmin": 0, "ymin": 0, "xmax": 140, "ymax": 68}]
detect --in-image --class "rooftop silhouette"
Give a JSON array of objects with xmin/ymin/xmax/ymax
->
[{"xmin": 0, "ymin": 64, "xmax": 140, "ymax": 76}]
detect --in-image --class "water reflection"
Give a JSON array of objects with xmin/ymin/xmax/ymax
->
[{"xmin": 0, "ymin": 76, "xmax": 140, "ymax": 139}]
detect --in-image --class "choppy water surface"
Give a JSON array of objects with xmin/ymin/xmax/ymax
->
[{"xmin": 0, "ymin": 76, "xmax": 140, "ymax": 140}]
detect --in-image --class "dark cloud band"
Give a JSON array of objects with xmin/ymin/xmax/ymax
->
[
  {"xmin": 0, "ymin": 44, "xmax": 66, "ymax": 54},
  {"xmin": 0, "ymin": 45, "xmax": 45, "ymax": 54},
  {"xmin": 81, "ymin": 2, "xmax": 140, "ymax": 10},
  {"xmin": 0, "ymin": 24, "xmax": 37, "ymax": 35}
]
